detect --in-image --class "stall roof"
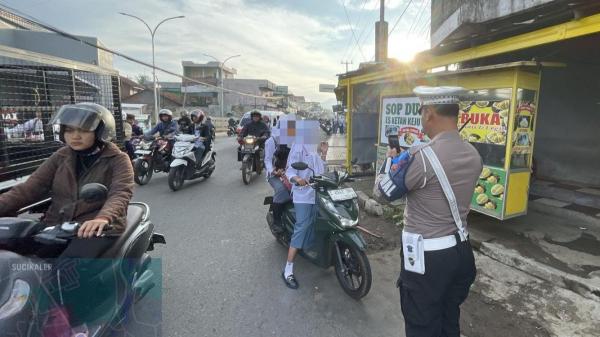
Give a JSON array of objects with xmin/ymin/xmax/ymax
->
[
  {"xmin": 364, "ymin": 61, "xmax": 566, "ymax": 86},
  {"xmin": 339, "ymin": 12, "xmax": 600, "ymax": 86}
]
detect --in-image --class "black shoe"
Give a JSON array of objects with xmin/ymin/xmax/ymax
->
[{"xmin": 282, "ymin": 272, "xmax": 299, "ymax": 289}]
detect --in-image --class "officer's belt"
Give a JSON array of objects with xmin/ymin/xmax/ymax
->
[{"xmin": 420, "ymin": 231, "xmax": 468, "ymax": 251}]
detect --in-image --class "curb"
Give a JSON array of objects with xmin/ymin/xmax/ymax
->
[
  {"xmin": 356, "ymin": 190, "xmax": 385, "ymax": 216},
  {"xmin": 477, "ymin": 241, "xmax": 600, "ymax": 302},
  {"xmin": 529, "ymin": 200, "xmax": 600, "ymax": 231}
]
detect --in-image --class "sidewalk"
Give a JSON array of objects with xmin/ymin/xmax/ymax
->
[
  {"xmin": 346, "ymin": 175, "xmax": 600, "ymax": 337},
  {"xmin": 325, "ymin": 133, "xmax": 346, "ymax": 165}
]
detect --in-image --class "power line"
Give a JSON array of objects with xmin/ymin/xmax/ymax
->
[
  {"xmin": 346, "ymin": 0, "xmax": 392, "ymax": 64},
  {"xmin": 388, "ymin": 0, "xmax": 414, "ymax": 36},
  {"xmin": 341, "ymin": 0, "xmax": 369, "ymax": 61},
  {"xmin": 406, "ymin": 0, "xmax": 430, "ymax": 37},
  {"xmin": 0, "ymin": 2, "xmax": 283, "ymax": 101},
  {"xmin": 341, "ymin": 0, "xmax": 367, "ymax": 61},
  {"xmin": 404, "ymin": 0, "xmax": 428, "ymax": 37}
]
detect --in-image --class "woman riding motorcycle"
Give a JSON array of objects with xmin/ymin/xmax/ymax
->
[{"xmin": 0, "ymin": 102, "xmax": 134, "ymax": 258}]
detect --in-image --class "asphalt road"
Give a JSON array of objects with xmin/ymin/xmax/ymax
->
[{"xmin": 128, "ymin": 135, "xmax": 404, "ymax": 337}]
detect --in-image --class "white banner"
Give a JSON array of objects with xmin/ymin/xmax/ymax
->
[{"xmin": 380, "ymin": 96, "xmax": 427, "ymax": 147}]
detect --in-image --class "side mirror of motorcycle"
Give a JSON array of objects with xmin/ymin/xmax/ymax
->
[
  {"xmin": 291, "ymin": 162, "xmax": 309, "ymax": 171},
  {"xmin": 79, "ymin": 183, "xmax": 108, "ymax": 203}
]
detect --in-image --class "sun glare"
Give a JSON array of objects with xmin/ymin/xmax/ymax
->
[{"xmin": 387, "ymin": 36, "xmax": 430, "ymax": 63}]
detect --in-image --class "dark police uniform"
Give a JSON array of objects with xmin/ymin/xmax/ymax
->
[{"xmin": 382, "ymin": 86, "xmax": 483, "ymax": 337}]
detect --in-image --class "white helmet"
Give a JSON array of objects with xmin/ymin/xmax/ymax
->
[{"xmin": 158, "ymin": 109, "xmax": 173, "ymax": 117}]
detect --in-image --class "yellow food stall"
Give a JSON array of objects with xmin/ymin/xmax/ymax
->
[
  {"xmin": 373, "ymin": 62, "xmax": 546, "ymax": 219},
  {"xmin": 337, "ymin": 13, "xmax": 600, "ymax": 220}
]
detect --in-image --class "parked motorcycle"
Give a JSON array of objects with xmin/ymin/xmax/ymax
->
[
  {"xmin": 0, "ymin": 183, "xmax": 166, "ymax": 336},
  {"xmin": 133, "ymin": 135, "xmax": 174, "ymax": 185},
  {"xmin": 239, "ymin": 135, "xmax": 266, "ymax": 185},
  {"xmin": 168, "ymin": 134, "xmax": 216, "ymax": 191},
  {"xmin": 264, "ymin": 162, "xmax": 372, "ymax": 300}
]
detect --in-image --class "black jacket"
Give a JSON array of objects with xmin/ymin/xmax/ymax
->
[
  {"xmin": 240, "ymin": 121, "xmax": 270, "ymax": 138},
  {"xmin": 195, "ymin": 123, "xmax": 212, "ymax": 149}
]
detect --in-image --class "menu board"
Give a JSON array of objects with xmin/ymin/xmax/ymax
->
[
  {"xmin": 458, "ymin": 99, "xmax": 509, "ymax": 145},
  {"xmin": 471, "ymin": 166, "xmax": 506, "ymax": 217},
  {"xmin": 380, "ymin": 96, "xmax": 428, "ymax": 147}
]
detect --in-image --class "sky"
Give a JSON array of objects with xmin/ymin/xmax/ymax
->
[{"xmin": 3, "ymin": 0, "xmax": 431, "ymax": 108}]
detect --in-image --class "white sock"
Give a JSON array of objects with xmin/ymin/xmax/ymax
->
[{"xmin": 284, "ymin": 261, "xmax": 294, "ymax": 278}]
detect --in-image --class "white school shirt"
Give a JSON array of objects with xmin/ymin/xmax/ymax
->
[
  {"xmin": 264, "ymin": 136, "xmax": 276, "ymax": 175},
  {"xmin": 286, "ymin": 144, "xmax": 325, "ymax": 204}
]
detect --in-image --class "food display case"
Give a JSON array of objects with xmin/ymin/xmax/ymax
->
[{"xmin": 376, "ymin": 62, "xmax": 543, "ymax": 219}]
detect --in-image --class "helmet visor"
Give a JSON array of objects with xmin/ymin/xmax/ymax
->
[{"xmin": 50, "ymin": 104, "xmax": 101, "ymax": 131}]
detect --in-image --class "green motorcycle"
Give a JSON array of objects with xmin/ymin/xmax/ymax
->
[{"xmin": 264, "ymin": 162, "xmax": 372, "ymax": 300}]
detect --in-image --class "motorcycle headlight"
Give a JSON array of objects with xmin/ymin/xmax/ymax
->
[
  {"xmin": 0, "ymin": 279, "xmax": 30, "ymax": 320},
  {"xmin": 245, "ymin": 138, "xmax": 255, "ymax": 145},
  {"xmin": 321, "ymin": 196, "xmax": 358, "ymax": 228},
  {"xmin": 141, "ymin": 142, "xmax": 150, "ymax": 150}
]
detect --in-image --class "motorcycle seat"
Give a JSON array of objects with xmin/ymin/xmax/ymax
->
[{"xmin": 101, "ymin": 204, "xmax": 146, "ymax": 257}]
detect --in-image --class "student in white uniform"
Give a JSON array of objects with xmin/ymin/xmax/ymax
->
[{"xmin": 281, "ymin": 123, "xmax": 327, "ymax": 289}]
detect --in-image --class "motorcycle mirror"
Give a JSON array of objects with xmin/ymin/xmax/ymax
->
[
  {"xmin": 79, "ymin": 183, "xmax": 108, "ymax": 203},
  {"xmin": 291, "ymin": 162, "xmax": 309, "ymax": 171}
]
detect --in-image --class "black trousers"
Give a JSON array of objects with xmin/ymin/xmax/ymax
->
[{"xmin": 398, "ymin": 235, "xmax": 476, "ymax": 337}]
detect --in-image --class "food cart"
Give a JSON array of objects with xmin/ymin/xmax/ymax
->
[{"xmin": 374, "ymin": 61, "xmax": 549, "ymax": 219}]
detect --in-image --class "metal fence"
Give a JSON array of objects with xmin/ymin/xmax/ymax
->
[{"xmin": 0, "ymin": 45, "xmax": 123, "ymax": 186}]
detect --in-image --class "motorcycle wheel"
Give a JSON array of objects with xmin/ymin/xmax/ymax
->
[
  {"xmin": 168, "ymin": 166, "xmax": 185, "ymax": 191},
  {"xmin": 242, "ymin": 161, "xmax": 252, "ymax": 185},
  {"xmin": 334, "ymin": 241, "xmax": 372, "ymax": 300},
  {"xmin": 134, "ymin": 159, "xmax": 153, "ymax": 185}
]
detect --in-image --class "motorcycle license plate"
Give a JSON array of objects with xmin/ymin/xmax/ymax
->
[
  {"xmin": 135, "ymin": 150, "xmax": 151, "ymax": 155},
  {"xmin": 328, "ymin": 188, "xmax": 357, "ymax": 201}
]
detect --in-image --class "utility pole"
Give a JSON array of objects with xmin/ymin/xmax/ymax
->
[
  {"xmin": 120, "ymin": 13, "xmax": 184, "ymax": 124},
  {"xmin": 203, "ymin": 54, "xmax": 240, "ymax": 117},
  {"xmin": 375, "ymin": 0, "xmax": 388, "ymax": 62},
  {"xmin": 341, "ymin": 60, "xmax": 353, "ymax": 73}
]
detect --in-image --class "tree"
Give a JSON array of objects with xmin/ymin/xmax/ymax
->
[{"xmin": 136, "ymin": 74, "xmax": 151, "ymax": 88}]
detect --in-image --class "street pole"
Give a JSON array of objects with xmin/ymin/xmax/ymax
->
[
  {"xmin": 120, "ymin": 13, "xmax": 184, "ymax": 124},
  {"xmin": 203, "ymin": 54, "xmax": 240, "ymax": 117}
]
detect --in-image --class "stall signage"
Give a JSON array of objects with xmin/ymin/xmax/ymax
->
[
  {"xmin": 458, "ymin": 100, "xmax": 509, "ymax": 145},
  {"xmin": 511, "ymin": 101, "xmax": 536, "ymax": 155},
  {"xmin": 380, "ymin": 96, "xmax": 427, "ymax": 147}
]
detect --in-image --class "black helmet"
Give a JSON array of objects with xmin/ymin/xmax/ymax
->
[
  {"xmin": 51, "ymin": 103, "xmax": 116, "ymax": 143},
  {"xmin": 250, "ymin": 110, "xmax": 262, "ymax": 119}
]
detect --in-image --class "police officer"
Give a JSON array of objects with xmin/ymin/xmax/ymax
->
[{"xmin": 379, "ymin": 86, "xmax": 482, "ymax": 337}]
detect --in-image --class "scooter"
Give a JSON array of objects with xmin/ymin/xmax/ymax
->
[
  {"xmin": 264, "ymin": 162, "xmax": 372, "ymax": 299},
  {"xmin": 168, "ymin": 134, "xmax": 216, "ymax": 191},
  {"xmin": 0, "ymin": 183, "xmax": 166, "ymax": 336},
  {"xmin": 133, "ymin": 135, "xmax": 174, "ymax": 185}
]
